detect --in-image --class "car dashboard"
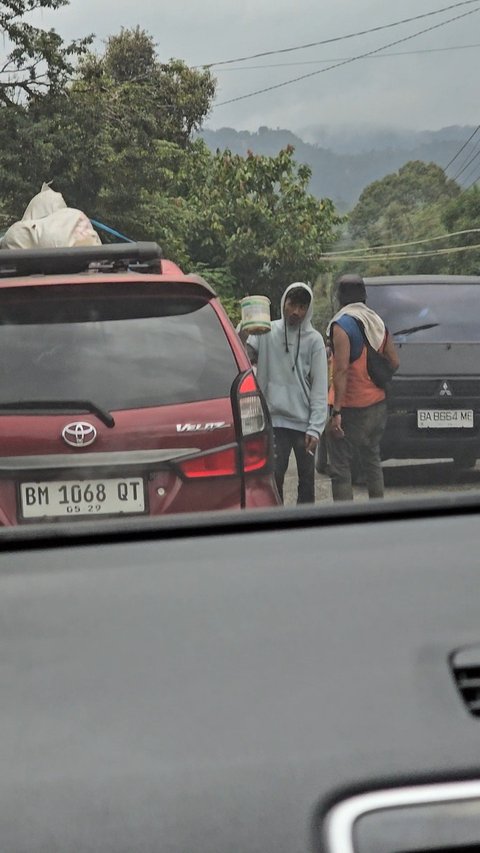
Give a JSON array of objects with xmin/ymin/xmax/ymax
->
[{"xmin": 0, "ymin": 497, "xmax": 480, "ymax": 853}]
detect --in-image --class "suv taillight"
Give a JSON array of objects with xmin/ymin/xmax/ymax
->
[
  {"xmin": 178, "ymin": 447, "xmax": 237, "ymax": 479},
  {"xmin": 238, "ymin": 387, "xmax": 265, "ymax": 436},
  {"xmin": 243, "ymin": 433, "xmax": 269, "ymax": 472},
  {"xmin": 178, "ymin": 371, "xmax": 271, "ymax": 481},
  {"xmin": 236, "ymin": 371, "xmax": 270, "ymax": 474}
]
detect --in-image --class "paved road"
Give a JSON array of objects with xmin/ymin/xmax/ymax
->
[{"xmin": 284, "ymin": 457, "xmax": 480, "ymax": 506}]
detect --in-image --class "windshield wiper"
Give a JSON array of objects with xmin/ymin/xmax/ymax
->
[
  {"xmin": 393, "ymin": 322, "xmax": 439, "ymax": 337},
  {"xmin": 0, "ymin": 400, "xmax": 115, "ymax": 428}
]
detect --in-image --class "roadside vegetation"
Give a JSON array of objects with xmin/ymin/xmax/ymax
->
[{"xmin": 1, "ymin": 1, "xmax": 478, "ymax": 325}]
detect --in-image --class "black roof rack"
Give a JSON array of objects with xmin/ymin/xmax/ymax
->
[{"xmin": 0, "ymin": 242, "xmax": 162, "ymax": 277}]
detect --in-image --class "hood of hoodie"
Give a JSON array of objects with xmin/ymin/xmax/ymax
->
[
  {"xmin": 248, "ymin": 281, "xmax": 327, "ymax": 438},
  {"xmin": 280, "ymin": 282, "xmax": 314, "ymax": 330}
]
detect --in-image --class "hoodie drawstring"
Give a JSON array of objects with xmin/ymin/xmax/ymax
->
[
  {"xmin": 284, "ymin": 319, "xmax": 302, "ymax": 371},
  {"xmin": 293, "ymin": 327, "xmax": 301, "ymax": 372}
]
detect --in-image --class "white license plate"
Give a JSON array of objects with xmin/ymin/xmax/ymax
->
[
  {"xmin": 20, "ymin": 478, "xmax": 145, "ymax": 519},
  {"xmin": 417, "ymin": 409, "xmax": 474, "ymax": 429}
]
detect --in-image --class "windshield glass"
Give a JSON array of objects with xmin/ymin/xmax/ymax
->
[
  {"xmin": 366, "ymin": 283, "xmax": 480, "ymax": 342},
  {"xmin": 0, "ymin": 0, "xmax": 479, "ymax": 525},
  {"xmin": 0, "ymin": 284, "xmax": 238, "ymax": 410}
]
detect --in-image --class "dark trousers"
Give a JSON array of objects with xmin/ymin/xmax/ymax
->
[
  {"xmin": 274, "ymin": 427, "xmax": 315, "ymax": 504},
  {"xmin": 326, "ymin": 401, "xmax": 387, "ymax": 501}
]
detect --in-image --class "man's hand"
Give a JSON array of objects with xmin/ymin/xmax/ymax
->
[
  {"xmin": 238, "ymin": 325, "xmax": 250, "ymax": 345},
  {"xmin": 305, "ymin": 434, "xmax": 319, "ymax": 456},
  {"xmin": 327, "ymin": 412, "xmax": 345, "ymax": 439}
]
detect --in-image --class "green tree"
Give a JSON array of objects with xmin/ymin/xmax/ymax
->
[
  {"xmin": 102, "ymin": 26, "xmax": 156, "ymax": 83},
  {"xmin": 0, "ymin": 19, "xmax": 342, "ymax": 305},
  {"xmin": 0, "ymin": 0, "xmax": 91, "ymax": 105},
  {"xmin": 331, "ymin": 161, "xmax": 463, "ymax": 278},
  {"xmin": 0, "ymin": 26, "xmax": 217, "ymax": 245},
  {"xmin": 333, "ymin": 200, "xmax": 448, "ymax": 278},
  {"xmin": 349, "ymin": 161, "xmax": 460, "ymax": 243},
  {"xmin": 185, "ymin": 145, "xmax": 343, "ymax": 311},
  {"xmin": 55, "ymin": 29, "xmax": 215, "ymax": 228},
  {"xmin": 441, "ymin": 187, "xmax": 480, "ymax": 274},
  {"xmin": 76, "ymin": 28, "xmax": 215, "ymax": 149},
  {"xmin": 189, "ymin": 264, "xmax": 241, "ymax": 326}
]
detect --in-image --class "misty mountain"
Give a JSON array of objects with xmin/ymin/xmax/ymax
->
[
  {"xmin": 199, "ymin": 125, "xmax": 475, "ymax": 210},
  {"xmin": 298, "ymin": 124, "xmax": 475, "ymax": 154}
]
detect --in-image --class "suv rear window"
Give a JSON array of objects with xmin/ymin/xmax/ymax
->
[
  {"xmin": 0, "ymin": 282, "xmax": 238, "ymax": 410},
  {"xmin": 366, "ymin": 282, "xmax": 480, "ymax": 342}
]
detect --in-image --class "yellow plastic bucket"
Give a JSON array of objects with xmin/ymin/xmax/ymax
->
[{"xmin": 240, "ymin": 295, "xmax": 271, "ymax": 334}]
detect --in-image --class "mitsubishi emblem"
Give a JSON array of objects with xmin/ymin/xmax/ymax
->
[{"xmin": 439, "ymin": 381, "xmax": 453, "ymax": 397}]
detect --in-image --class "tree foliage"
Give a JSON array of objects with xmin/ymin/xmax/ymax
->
[
  {"xmin": 3, "ymin": 2, "xmax": 480, "ymax": 323},
  {"xmin": 349, "ymin": 161, "xmax": 460, "ymax": 243},
  {"xmin": 0, "ymin": 9, "xmax": 343, "ymax": 320},
  {"xmin": 76, "ymin": 28, "xmax": 216, "ymax": 148},
  {"xmin": 0, "ymin": 26, "xmax": 217, "ymax": 246},
  {"xmin": 440, "ymin": 187, "xmax": 480, "ymax": 275},
  {"xmin": 333, "ymin": 160, "xmax": 470, "ymax": 280},
  {"xmin": 189, "ymin": 264, "xmax": 241, "ymax": 327},
  {"xmin": 184, "ymin": 145, "xmax": 342, "ymax": 310},
  {"xmin": 0, "ymin": 0, "xmax": 91, "ymax": 104}
]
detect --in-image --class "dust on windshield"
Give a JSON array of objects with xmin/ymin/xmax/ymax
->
[
  {"xmin": 366, "ymin": 283, "xmax": 480, "ymax": 342},
  {"xmin": 0, "ymin": 0, "xmax": 479, "ymax": 525}
]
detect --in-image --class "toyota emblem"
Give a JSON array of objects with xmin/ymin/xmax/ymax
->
[{"xmin": 62, "ymin": 421, "xmax": 97, "ymax": 448}]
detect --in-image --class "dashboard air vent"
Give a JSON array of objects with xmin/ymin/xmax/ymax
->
[{"xmin": 451, "ymin": 646, "xmax": 480, "ymax": 716}]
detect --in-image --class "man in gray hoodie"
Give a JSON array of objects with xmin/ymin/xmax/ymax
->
[{"xmin": 242, "ymin": 283, "xmax": 328, "ymax": 504}]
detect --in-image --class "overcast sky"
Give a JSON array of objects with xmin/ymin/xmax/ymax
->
[{"xmin": 30, "ymin": 0, "xmax": 480, "ymax": 135}]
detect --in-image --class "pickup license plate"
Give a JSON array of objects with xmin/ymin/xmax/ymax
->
[
  {"xmin": 417, "ymin": 409, "xmax": 474, "ymax": 429},
  {"xmin": 20, "ymin": 477, "xmax": 145, "ymax": 520}
]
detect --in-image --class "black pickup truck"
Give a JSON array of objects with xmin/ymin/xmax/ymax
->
[{"xmin": 366, "ymin": 275, "xmax": 480, "ymax": 468}]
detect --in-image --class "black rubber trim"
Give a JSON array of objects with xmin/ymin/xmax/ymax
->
[
  {"xmin": 0, "ymin": 448, "xmax": 199, "ymax": 474},
  {"xmin": 0, "ymin": 490, "xmax": 479, "ymax": 552}
]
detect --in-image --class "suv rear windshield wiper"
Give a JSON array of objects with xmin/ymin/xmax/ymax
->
[
  {"xmin": 0, "ymin": 400, "xmax": 115, "ymax": 428},
  {"xmin": 393, "ymin": 323, "xmax": 439, "ymax": 337}
]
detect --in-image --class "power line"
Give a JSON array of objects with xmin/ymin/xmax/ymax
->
[
  {"xmin": 458, "ymin": 161, "xmax": 480, "ymax": 185},
  {"xmin": 462, "ymin": 162, "xmax": 480, "ymax": 187},
  {"xmin": 214, "ymin": 42, "xmax": 480, "ymax": 71},
  {"xmin": 200, "ymin": 0, "xmax": 480, "ymax": 68},
  {"xmin": 444, "ymin": 124, "xmax": 480, "ymax": 170},
  {"xmin": 214, "ymin": 5, "xmax": 480, "ymax": 108},
  {"xmin": 449, "ymin": 133, "xmax": 480, "ymax": 177},
  {"xmin": 452, "ymin": 139, "xmax": 480, "ymax": 180},
  {"xmin": 321, "ymin": 242, "xmax": 480, "ymax": 261},
  {"xmin": 322, "ymin": 228, "xmax": 480, "ymax": 256}
]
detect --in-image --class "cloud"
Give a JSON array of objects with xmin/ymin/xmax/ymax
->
[{"xmin": 28, "ymin": 0, "xmax": 480, "ymax": 133}]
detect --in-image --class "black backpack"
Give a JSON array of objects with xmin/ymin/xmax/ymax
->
[{"xmin": 353, "ymin": 318, "xmax": 396, "ymax": 390}]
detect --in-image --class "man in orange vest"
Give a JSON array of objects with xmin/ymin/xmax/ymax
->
[{"xmin": 326, "ymin": 274, "xmax": 399, "ymax": 501}]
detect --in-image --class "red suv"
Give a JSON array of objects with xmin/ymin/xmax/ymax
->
[{"xmin": 0, "ymin": 242, "xmax": 279, "ymax": 525}]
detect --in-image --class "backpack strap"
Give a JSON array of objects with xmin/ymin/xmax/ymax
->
[
  {"xmin": 332, "ymin": 316, "xmax": 364, "ymax": 363},
  {"xmin": 353, "ymin": 317, "xmax": 388, "ymax": 353}
]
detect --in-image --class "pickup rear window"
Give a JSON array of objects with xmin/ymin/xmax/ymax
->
[
  {"xmin": 0, "ymin": 283, "xmax": 238, "ymax": 409},
  {"xmin": 366, "ymin": 282, "xmax": 480, "ymax": 342}
]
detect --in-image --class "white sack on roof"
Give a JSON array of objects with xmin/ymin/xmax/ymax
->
[
  {"xmin": 22, "ymin": 182, "xmax": 67, "ymax": 221},
  {"xmin": 2, "ymin": 208, "xmax": 101, "ymax": 250},
  {"xmin": 0, "ymin": 183, "xmax": 101, "ymax": 250}
]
